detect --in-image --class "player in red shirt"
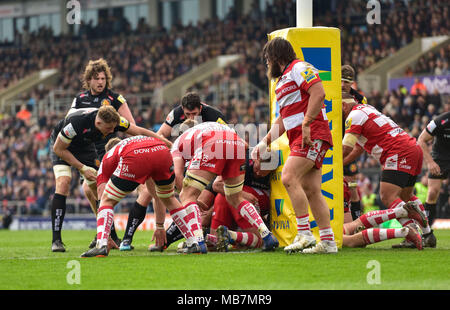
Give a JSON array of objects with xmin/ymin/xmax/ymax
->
[
  {"xmin": 172, "ymin": 122, "xmax": 279, "ymax": 253},
  {"xmin": 342, "ymin": 92, "xmax": 431, "ymax": 248},
  {"xmin": 253, "ymin": 37, "xmax": 337, "ymax": 254},
  {"xmin": 80, "ymin": 135, "xmax": 192, "ymax": 257}
]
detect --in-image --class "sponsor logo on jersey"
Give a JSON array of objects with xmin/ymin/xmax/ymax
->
[
  {"xmin": 345, "ymin": 118, "xmax": 352, "ymax": 130},
  {"xmin": 300, "ymin": 68, "xmax": 317, "ymax": 84},
  {"xmin": 101, "ymin": 99, "xmax": 111, "ymax": 106},
  {"xmin": 216, "ymin": 117, "xmax": 226, "ymax": 125},
  {"xmin": 63, "ymin": 123, "xmax": 76, "ymax": 139},
  {"xmin": 117, "ymin": 94, "xmax": 126, "ymax": 104},
  {"xmin": 119, "ymin": 117, "xmax": 130, "ymax": 129}
]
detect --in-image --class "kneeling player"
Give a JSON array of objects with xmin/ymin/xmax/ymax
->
[{"xmin": 80, "ymin": 136, "xmax": 195, "ymax": 257}]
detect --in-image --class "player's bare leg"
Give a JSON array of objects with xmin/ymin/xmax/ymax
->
[
  {"xmin": 224, "ymin": 175, "xmax": 278, "ymax": 251},
  {"xmin": 175, "ymin": 169, "xmax": 216, "ymax": 253},
  {"xmin": 282, "ymin": 156, "xmax": 336, "ymax": 253}
]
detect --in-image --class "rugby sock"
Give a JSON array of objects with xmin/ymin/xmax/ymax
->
[
  {"xmin": 166, "ymin": 221, "xmax": 184, "ymax": 246},
  {"xmin": 96, "ymin": 205, "xmax": 114, "ymax": 248},
  {"xmin": 51, "ymin": 193, "xmax": 66, "ymax": 242},
  {"xmin": 184, "ymin": 202, "xmax": 205, "ymax": 243},
  {"xmin": 206, "ymin": 234, "xmax": 217, "ymax": 247},
  {"xmin": 123, "ymin": 202, "xmax": 147, "ymax": 242},
  {"xmin": 110, "ymin": 222, "xmax": 119, "ymax": 241},
  {"xmin": 362, "ymin": 228, "xmax": 408, "ymax": 245},
  {"xmin": 296, "ymin": 214, "xmax": 312, "ymax": 235},
  {"xmin": 170, "ymin": 203, "xmax": 204, "ymax": 246},
  {"xmin": 232, "ymin": 231, "xmax": 262, "ymax": 248},
  {"xmin": 359, "ymin": 208, "xmax": 406, "ymax": 228},
  {"xmin": 350, "ymin": 200, "xmax": 361, "ymax": 221},
  {"xmin": 319, "ymin": 227, "xmax": 335, "ymax": 242},
  {"xmin": 237, "ymin": 200, "xmax": 270, "ymax": 238},
  {"xmin": 408, "ymin": 196, "xmax": 431, "ymax": 234},
  {"xmin": 388, "ymin": 198, "xmax": 405, "ymax": 210},
  {"xmin": 424, "ymin": 203, "xmax": 437, "ymax": 227}
]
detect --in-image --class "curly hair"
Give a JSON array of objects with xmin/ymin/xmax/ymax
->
[
  {"xmin": 262, "ymin": 37, "xmax": 297, "ymax": 65},
  {"xmin": 81, "ymin": 58, "xmax": 113, "ymax": 90}
]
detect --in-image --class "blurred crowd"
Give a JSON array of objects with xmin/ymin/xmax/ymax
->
[
  {"xmin": 0, "ymin": 0, "xmax": 449, "ymax": 218},
  {"xmin": 405, "ymin": 43, "xmax": 450, "ymax": 76}
]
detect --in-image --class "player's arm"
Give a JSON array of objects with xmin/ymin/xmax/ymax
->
[
  {"xmin": 125, "ymin": 123, "xmax": 172, "ymax": 148},
  {"xmin": 118, "ymin": 102, "xmax": 136, "ymax": 125},
  {"xmin": 252, "ymin": 115, "xmax": 285, "ymax": 159},
  {"xmin": 53, "ymin": 134, "xmax": 96, "ymax": 181},
  {"xmin": 157, "ymin": 122, "xmax": 173, "ymax": 139},
  {"xmin": 418, "ymin": 128, "xmax": 440, "ymax": 176},
  {"xmin": 343, "ymin": 144, "xmax": 364, "ymax": 166},
  {"xmin": 342, "ymin": 132, "xmax": 360, "ymax": 159}
]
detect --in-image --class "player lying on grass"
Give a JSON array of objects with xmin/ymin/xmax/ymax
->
[
  {"xmin": 171, "ymin": 121, "xmax": 279, "ymax": 253},
  {"xmin": 80, "ymin": 135, "xmax": 203, "ymax": 257},
  {"xmin": 341, "ymin": 180, "xmax": 426, "ymax": 250}
]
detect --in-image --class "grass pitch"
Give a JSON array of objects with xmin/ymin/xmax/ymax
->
[{"xmin": 0, "ymin": 229, "xmax": 449, "ymax": 290}]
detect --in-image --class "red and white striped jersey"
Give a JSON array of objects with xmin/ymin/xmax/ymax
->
[
  {"xmin": 345, "ymin": 104, "xmax": 417, "ymax": 166},
  {"xmin": 97, "ymin": 135, "xmax": 166, "ymax": 185},
  {"xmin": 171, "ymin": 122, "xmax": 239, "ymax": 160},
  {"xmin": 275, "ymin": 59, "xmax": 332, "ymax": 146}
]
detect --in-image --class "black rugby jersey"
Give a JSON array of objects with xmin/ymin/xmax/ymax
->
[
  {"xmin": 426, "ymin": 111, "xmax": 450, "ymax": 161},
  {"xmin": 165, "ymin": 103, "xmax": 227, "ymax": 127},
  {"xmin": 55, "ymin": 108, "xmax": 130, "ymax": 147}
]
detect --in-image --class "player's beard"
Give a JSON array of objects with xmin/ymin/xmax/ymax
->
[{"xmin": 266, "ymin": 63, "xmax": 283, "ymax": 80}]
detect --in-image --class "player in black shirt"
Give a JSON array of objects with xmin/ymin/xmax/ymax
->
[
  {"xmin": 63, "ymin": 59, "xmax": 136, "ymax": 249},
  {"xmin": 416, "ymin": 110, "xmax": 450, "ymax": 247},
  {"xmin": 341, "ymin": 65, "xmax": 367, "ymax": 222},
  {"xmin": 157, "ymin": 92, "xmax": 227, "ymax": 139},
  {"xmin": 50, "ymin": 106, "xmax": 169, "ymax": 252}
]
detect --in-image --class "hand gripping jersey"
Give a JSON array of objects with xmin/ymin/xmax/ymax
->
[
  {"xmin": 97, "ymin": 135, "xmax": 173, "ymax": 186},
  {"xmin": 345, "ymin": 104, "xmax": 421, "ymax": 173},
  {"xmin": 275, "ymin": 59, "xmax": 332, "ymax": 147}
]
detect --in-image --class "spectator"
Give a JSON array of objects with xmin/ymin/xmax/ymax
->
[{"xmin": 410, "ymin": 78, "xmax": 427, "ymax": 95}]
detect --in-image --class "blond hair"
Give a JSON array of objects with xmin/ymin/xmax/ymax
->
[
  {"xmin": 97, "ymin": 105, "xmax": 120, "ymax": 125},
  {"xmin": 105, "ymin": 137, "xmax": 122, "ymax": 152},
  {"xmin": 81, "ymin": 58, "xmax": 113, "ymax": 90}
]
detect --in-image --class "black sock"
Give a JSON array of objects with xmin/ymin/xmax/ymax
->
[
  {"xmin": 110, "ymin": 222, "xmax": 119, "ymax": 240},
  {"xmin": 166, "ymin": 221, "xmax": 184, "ymax": 246},
  {"xmin": 123, "ymin": 202, "xmax": 147, "ymax": 242},
  {"xmin": 350, "ymin": 201, "xmax": 361, "ymax": 221},
  {"xmin": 425, "ymin": 203, "xmax": 437, "ymax": 226},
  {"xmin": 51, "ymin": 193, "xmax": 67, "ymax": 242}
]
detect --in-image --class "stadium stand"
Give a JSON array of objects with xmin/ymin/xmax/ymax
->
[{"xmin": 0, "ymin": 0, "xmax": 448, "ymax": 220}]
